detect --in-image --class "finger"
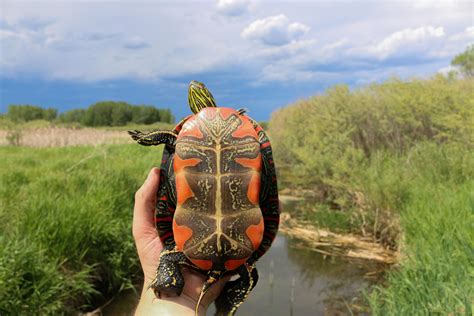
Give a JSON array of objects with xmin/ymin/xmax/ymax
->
[
  {"xmin": 133, "ymin": 167, "xmax": 160, "ymax": 238},
  {"xmin": 180, "ymin": 267, "xmax": 233, "ymax": 306}
]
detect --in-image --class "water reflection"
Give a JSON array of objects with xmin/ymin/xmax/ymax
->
[
  {"xmin": 103, "ymin": 234, "xmax": 380, "ymax": 316},
  {"xmin": 207, "ymin": 235, "xmax": 377, "ymax": 316},
  {"xmin": 103, "ymin": 192, "xmax": 387, "ymax": 316}
]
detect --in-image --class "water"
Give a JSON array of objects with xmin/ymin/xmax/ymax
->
[{"xmin": 102, "ymin": 234, "xmax": 383, "ymax": 316}]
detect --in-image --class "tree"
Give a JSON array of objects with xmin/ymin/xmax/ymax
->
[
  {"xmin": 451, "ymin": 45, "xmax": 474, "ymax": 77},
  {"xmin": 7, "ymin": 104, "xmax": 57, "ymax": 122},
  {"xmin": 59, "ymin": 109, "xmax": 86, "ymax": 123}
]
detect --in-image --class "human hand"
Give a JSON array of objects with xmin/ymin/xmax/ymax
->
[{"xmin": 133, "ymin": 168, "xmax": 230, "ymax": 316}]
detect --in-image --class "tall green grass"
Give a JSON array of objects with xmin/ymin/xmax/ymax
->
[
  {"xmin": 368, "ymin": 181, "xmax": 473, "ymax": 315},
  {"xmin": 269, "ymin": 76, "xmax": 474, "ymax": 314},
  {"xmin": 0, "ymin": 144, "xmax": 162, "ymax": 314},
  {"xmin": 270, "ymin": 76, "xmax": 473, "ymax": 244}
]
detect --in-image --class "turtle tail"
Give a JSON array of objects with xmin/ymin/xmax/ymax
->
[{"xmin": 194, "ymin": 270, "xmax": 222, "ymax": 316}]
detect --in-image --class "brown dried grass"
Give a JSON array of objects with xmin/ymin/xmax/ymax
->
[{"xmin": 0, "ymin": 127, "xmax": 133, "ymax": 147}]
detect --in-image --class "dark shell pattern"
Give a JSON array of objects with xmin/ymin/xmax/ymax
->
[{"xmin": 173, "ymin": 107, "xmax": 264, "ymax": 271}]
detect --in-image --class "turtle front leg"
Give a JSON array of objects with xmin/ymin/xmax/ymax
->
[
  {"xmin": 150, "ymin": 246, "xmax": 187, "ymax": 297},
  {"xmin": 128, "ymin": 130, "xmax": 177, "ymax": 147},
  {"xmin": 214, "ymin": 264, "xmax": 259, "ymax": 316}
]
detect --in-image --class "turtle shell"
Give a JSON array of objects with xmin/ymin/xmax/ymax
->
[{"xmin": 172, "ymin": 107, "xmax": 264, "ymax": 271}]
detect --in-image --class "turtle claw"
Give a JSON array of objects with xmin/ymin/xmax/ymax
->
[
  {"xmin": 127, "ymin": 130, "xmax": 143, "ymax": 141},
  {"xmin": 149, "ymin": 272, "xmax": 184, "ymax": 297}
]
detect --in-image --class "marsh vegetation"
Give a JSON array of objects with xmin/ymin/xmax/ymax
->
[{"xmin": 0, "ymin": 75, "xmax": 472, "ymax": 315}]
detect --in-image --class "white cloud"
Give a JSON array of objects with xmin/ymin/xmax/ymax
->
[
  {"xmin": 368, "ymin": 26, "xmax": 445, "ymax": 59},
  {"xmin": 241, "ymin": 14, "xmax": 309, "ymax": 46},
  {"xmin": 217, "ymin": 0, "xmax": 250, "ymax": 16},
  {"xmin": 450, "ymin": 26, "xmax": 474, "ymax": 41},
  {"xmin": 0, "ymin": 1, "xmax": 472, "ymax": 86},
  {"xmin": 438, "ymin": 65, "xmax": 458, "ymax": 75}
]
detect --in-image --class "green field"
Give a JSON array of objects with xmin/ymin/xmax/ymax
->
[
  {"xmin": 1, "ymin": 75, "xmax": 473, "ymax": 315},
  {"xmin": 0, "ymin": 144, "xmax": 162, "ymax": 314}
]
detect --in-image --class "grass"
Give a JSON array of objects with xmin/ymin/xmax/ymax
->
[
  {"xmin": 367, "ymin": 182, "xmax": 473, "ymax": 315},
  {"xmin": 269, "ymin": 76, "xmax": 474, "ymax": 314},
  {"xmin": 0, "ymin": 144, "xmax": 163, "ymax": 314},
  {"xmin": 1, "ymin": 75, "xmax": 472, "ymax": 314},
  {"xmin": 362, "ymin": 143, "xmax": 473, "ymax": 315}
]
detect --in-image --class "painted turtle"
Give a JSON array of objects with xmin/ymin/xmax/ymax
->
[{"xmin": 129, "ymin": 81, "xmax": 280, "ymax": 315}]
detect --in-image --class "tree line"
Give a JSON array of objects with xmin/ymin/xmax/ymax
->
[{"xmin": 5, "ymin": 101, "xmax": 174, "ymax": 126}]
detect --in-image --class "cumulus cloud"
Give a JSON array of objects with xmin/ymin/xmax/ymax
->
[
  {"xmin": 1, "ymin": 1, "xmax": 472, "ymax": 87},
  {"xmin": 368, "ymin": 26, "xmax": 445, "ymax": 59},
  {"xmin": 217, "ymin": 0, "xmax": 250, "ymax": 16},
  {"xmin": 241, "ymin": 14, "xmax": 310, "ymax": 46}
]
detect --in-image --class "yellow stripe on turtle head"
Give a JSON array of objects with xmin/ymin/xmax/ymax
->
[{"xmin": 188, "ymin": 80, "xmax": 217, "ymax": 114}]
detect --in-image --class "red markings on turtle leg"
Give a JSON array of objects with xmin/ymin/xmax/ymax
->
[
  {"xmin": 173, "ymin": 220, "xmax": 193, "ymax": 252},
  {"xmin": 159, "ymin": 231, "xmax": 173, "ymax": 243},
  {"xmin": 155, "ymin": 216, "xmax": 173, "ymax": 223},
  {"xmin": 246, "ymin": 217, "xmax": 264, "ymax": 250}
]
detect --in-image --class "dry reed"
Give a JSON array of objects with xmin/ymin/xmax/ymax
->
[{"xmin": 0, "ymin": 127, "xmax": 133, "ymax": 147}]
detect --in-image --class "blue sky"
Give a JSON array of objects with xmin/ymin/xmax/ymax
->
[{"xmin": 1, "ymin": 0, "xmax": 472, "ymax": 121}]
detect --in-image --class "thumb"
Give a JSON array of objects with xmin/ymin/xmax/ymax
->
[{"xmin": 133, "ymin": 167, "xmax": 160, "ymax": 239}]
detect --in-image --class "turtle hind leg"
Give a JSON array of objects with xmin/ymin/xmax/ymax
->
[
  {"xmin": 128, "ymin": 129, "xmax": 177, "ymax": 147},
  {"xmin": 214, "ymin": 264, "xmax": 259, "ymax": 316},
  {"xmin": 150, "ymin": 247, "xmax": 187, "ymax": 297}
]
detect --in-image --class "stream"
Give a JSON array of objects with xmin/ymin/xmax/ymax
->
[{"xmin": 102, "ymin": 199, "xmax": 385, "ymax": 316}]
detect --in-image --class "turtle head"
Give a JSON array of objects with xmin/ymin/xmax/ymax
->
[{"xmin": 188, "ymin": 80, "xmax": 217, "ymax": 114}]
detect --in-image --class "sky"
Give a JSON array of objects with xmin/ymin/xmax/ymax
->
[{"xmin": 0, "ymin": 0, "xmax": 473, "ymax": 121}]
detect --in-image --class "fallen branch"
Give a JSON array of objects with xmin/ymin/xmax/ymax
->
[{"xmin": 279, "ymin": 213, "xmax": 399, "ymax": 264}]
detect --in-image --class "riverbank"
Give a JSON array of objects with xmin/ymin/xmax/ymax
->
[
  {"xmin": 278, "ymin": 211, "xmax": 399, "ymax": 264},
  {"xmin": 269, "ymin": 76, "xmax": 473, "ymax": 315}
]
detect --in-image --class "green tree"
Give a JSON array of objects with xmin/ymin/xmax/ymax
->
[
  {"xmin": 59, "ymin": 109, "xmax": 86, "ymax": 123},
  {"xmin": 132, "ymin": 105, "xmax": 161, "ymax": 124},
  {"xmin": 7, "ymin": 105, "xmax": 57, "ymax": 122},
  {"xmin": 451, "ymin": 45, "xmax": 474, "ymax": 77},
  {"xmin": 158, "ymin": 109, "xmax": 174, "ymax": 124}
]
